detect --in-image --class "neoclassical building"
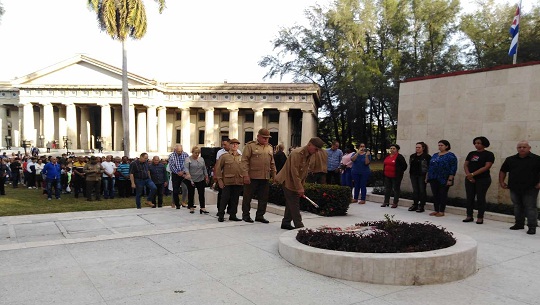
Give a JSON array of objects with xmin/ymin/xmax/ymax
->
[{"xmin": 0, "ymin": 55, "xmax": 320, "ymax": 154}]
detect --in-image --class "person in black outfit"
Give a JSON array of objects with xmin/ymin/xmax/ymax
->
[
  {"xmin": 0, "ymin": 158, "xmax": 8, "ymax": 195},
  {"xmin": 274, "ymin": 144, "xmax": 287, "ymax": 174},
  {"xmin": 499, "ymin": 140, "xmax": 540, "ymax": 235},
  {"xmin": 463, "ymin": 137, "xmax": 495, "ymax": 224},
  {"xmin": 149, "ymin": 156, "xmax": 167, "ymax": 208},
  {"xmin": 9, "ymin": 158, "xmax": 21, "ymax": 188},
  {"xmin": 408, "ymin": 142, "xmax": 431, "ymax": 213}
]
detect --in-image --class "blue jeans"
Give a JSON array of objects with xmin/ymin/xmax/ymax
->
[
  {"xmin": 46, "ymin": 178, "xmax": 61, "ymax": 199},
  {"xmin": 341, "ymin": 168, "xmax": 353, "ymax": 188},
  {"xmin": 510, "ymin": 188, "xmax": 539, "ymax": 227},
  {"xmin": 135, "ymin": 178, "xmax": 157, "ymax": 208},
  {"xmin": 102, "ymin": 177, "xmax": 115, "ymax": 199},
  {"xmin": 352, "ymin": 171, "xmax": 370, "ymax": 201}
]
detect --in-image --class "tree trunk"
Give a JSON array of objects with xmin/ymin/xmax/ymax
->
[{"xmin": 122, "ymin": 40, "xmax": 131, "ymax": 157}]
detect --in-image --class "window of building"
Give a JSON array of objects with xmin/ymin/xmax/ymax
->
[
  {"xmin": 198, "ymin": 130, "xmax": 205, "ymax": 145},
  {"xmin": 269, "ymin": 132, "xmax": 278, "ymax": 147},
  {"xmin": 245, "ymin": 113, "xmax": 254, "ymax": 122},
  {"xmin": 268, "ymin": 111, "xmax": 279, "ymax": 123},
  {"xmin": 176, "ymin": 112, "xmax": 181, "ymax": 121},
  {"xmin": 244, "ymin": 131, "xmax": 254, "ymax": 143},
  {"xmin": 6, "ymin": 109, "xmax": 10, "ymax": 117},
  {"xmin": 222, "ymin": 112, "xmax": 230, "ymax": 122},
  {"xmin": 198, "ymin": 112, "xmax": 205, "ymax": 121},
  {"xmin": 175, "ymin": 129, "xmax": 181, "ymax": 143}
]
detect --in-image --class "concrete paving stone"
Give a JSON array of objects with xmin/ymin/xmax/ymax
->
[
  {"xmin": 15, "ymin": 233, "xmax": 65, "ymax": 243},
  {"xmin": 0, "ymin": 267, "xmax": 104, "ymax": 305},
  {"xmin": 351, "ymin": 298, "xmax": 394, "ymax": 305},
  {"xmin": 113, "ymin": 224, "xmax": 160, "ymax": 234},
  {"xmin": 475, "ymin": 241, "xmax": 531, "ymax": 268},
  {"xmin": 66, "ymin": 236, "xmax": 170, "ymax": 265},
  {"xmin": 81, "ymin": 254, "xmax": 213, "ymax": 301},
  {"xmin": 498, "ymin": 252, "xmax": 540, "ymax": 273},
  {"xmin": 336, "ymin": 279, "xmax": 411, "ymax": 298},
  {"xmin": 0, "ymin": 245, "xmax": 79, "ymax": 276},
  {"xmin": 379, "ymin": 282, "xmax": 529, "ymax": 305},
  {"xmin": 98, "ymin": 215, "xmax": 151, "ymax": 228},
  {"xmin": 13, "ymin": 221, "xmax": 61, "ymax": 237},
  {"xmin": 104, "ymin": 279, "xmax": 254, "ymax": 305},
  {"xmin": 149, "ymin": 229, "xmax": 241, "ymax": 254},
  {"xmin": 66, "ymin": 229, "xmax": 115, "ymax": 239},
  {"xmin": 178, "ymin": 243, "xmax": 289, "ymax": 280},
  {"xmin": 139, "ymin": 213, "xmax": 184, "ymax": 225},
  {"xmin": 246, "ymin": 237, "xmax": 281, "ymax": 256},
  {"xmin": 221, "ymin": 265, "xmax": 373, "ymax": 305},
  {"xmin": 218, "ymin": 222, "xmax": 283, "ymax": 243},
  {"xmin": 462, "ymin": 263, "xmax": 540, "ymax": 304},
  {"xmin": 59, "ymin": 218, "xmax": 107, "ymax": 232}
]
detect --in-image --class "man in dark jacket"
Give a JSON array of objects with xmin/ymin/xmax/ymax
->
[{"xmin": 149, "ymin": 156, "xmax": 167, "ymax": 208}]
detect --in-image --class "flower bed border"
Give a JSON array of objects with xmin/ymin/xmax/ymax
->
[{"xmin": 278, "ymin": 230, "xmax": 477, "ymax": 286}]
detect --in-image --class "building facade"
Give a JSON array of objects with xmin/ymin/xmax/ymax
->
[{"xmin": 0, "ymin": 55, "xmax": 320, "ymax": 154}]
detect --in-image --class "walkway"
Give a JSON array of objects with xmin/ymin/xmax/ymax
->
[{"xmin": 0, "ymin": 197, "xmax": 538, "ymax": 305}]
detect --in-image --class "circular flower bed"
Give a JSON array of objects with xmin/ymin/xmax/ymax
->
[{"xmin": 296, "ymin": 218, "xmax": 456, "ymax": 253}]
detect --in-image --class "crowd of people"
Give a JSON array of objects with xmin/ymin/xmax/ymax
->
[{"xmin": 0, "ymin": 134, "xmax": 538, "ymax": 235}]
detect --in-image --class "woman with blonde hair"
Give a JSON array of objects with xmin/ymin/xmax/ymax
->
[{"xmin": 184, "ymin": 146, "xmax": 210, "ymax": 214}]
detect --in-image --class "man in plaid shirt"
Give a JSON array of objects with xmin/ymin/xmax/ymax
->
[{"xmin": 168, "ymin": 144, "xmax": 189, "ymax": 209}]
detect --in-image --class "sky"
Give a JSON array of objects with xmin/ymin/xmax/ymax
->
[{"xmin": 0, "ymin": 0, "xmax": 515, "ymax": 83}]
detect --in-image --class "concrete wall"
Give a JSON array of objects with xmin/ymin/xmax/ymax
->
[{"xmin": 397, "ymin": 63, "xmax": 540, "ymax": 205}]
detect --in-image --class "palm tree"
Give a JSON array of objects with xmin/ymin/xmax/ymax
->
[{"xmin": 87, "ymin": 0, "xmax": 166, "ymax": 156}]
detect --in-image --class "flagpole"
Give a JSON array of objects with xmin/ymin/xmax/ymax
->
[{"xmin": 513, "ymin": 0, "xmax": 522, "ymax": 65}]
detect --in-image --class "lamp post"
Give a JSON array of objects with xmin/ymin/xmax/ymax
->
[
  {"xmin": 22, "ymin": 140, "xmax": 31, "ymax": 156},
  {"xmin": 62, "ymin": 136, "xmax": 69, "ymax": 154},
  {"xmin": 5, "ymin": 135, "xmax": 11, "ymax": 150},
  {"xmin": 39, "ymin": 135, "xmax": 45, "ymax": 148}
]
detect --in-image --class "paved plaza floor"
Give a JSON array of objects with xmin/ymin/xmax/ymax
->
[{"xmin": 0, "ymin": 196, "xmax": 538, "ymax": 305}]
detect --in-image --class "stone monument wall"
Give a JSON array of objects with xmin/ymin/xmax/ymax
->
[{"xmin": 397, "ymin": 62, "xmax": 540, "ymax": 205}]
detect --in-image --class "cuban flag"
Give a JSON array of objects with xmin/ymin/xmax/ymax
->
[{"xmin": 508, "ymin": 3, "xmax": 521, "ymax": 56}]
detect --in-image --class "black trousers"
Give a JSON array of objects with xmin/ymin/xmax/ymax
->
[
  {"xmin": 430, "ymin": 181, "xmax": 450, "ymax": 213},
  {"xmin": 152, "ymin": 183, "xmax": 165, "ymax": 207},
  {"xmin": 384, "ymin": 175, "xmax": 403, "ymax": 204},
  {"xmin": 326, "ymin": 170, "xmax": 341, "ymax": 185},
  {"xmin": 465, "ymin": 177, "xmax": 491, "ymax": 218},
  {"xmin": 0, "ymin": 176, "xmax": 5, "ymax": 195},
  {"xmin": 116, "ymin": 179, "xmax": 131, "ymax": 197},
  {"xmin": 218, "ymin": 185, "xmax": 242, "ymax": 218},
  {"xmin": 410, "ymin": 174, "xmax": 427, "ymax": 206},
  {"xmin": 242, "ymin": 179, "xmax": 269, "ymax": 219},
  {"xmin": 171, "ymin": 174, "xmax": 185, "ymax": 208},
  {"xmin": 185, "ymin": 180, "xmax": 206, "ymax": 208}
]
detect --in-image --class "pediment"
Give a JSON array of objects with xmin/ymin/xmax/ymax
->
[{"xmin": 12, "ymin": 55, "xmax": 155, "ymax": 88}]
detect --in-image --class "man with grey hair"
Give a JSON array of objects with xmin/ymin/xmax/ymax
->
[
  {"xmin": 169, "ymin": 144, "xmax": 189, "ymax": 209},
  {"xmin": 499, "ymin": 140, "xmax": 540, "ymax": 235}
]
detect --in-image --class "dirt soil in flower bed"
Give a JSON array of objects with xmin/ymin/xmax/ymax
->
[{"xmin": 296, "ymin": 218, "xmax": 456, "ymax": 253}]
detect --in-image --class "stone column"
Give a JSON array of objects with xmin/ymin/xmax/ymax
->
[
  {"xmin": 157, "ymin": 106, "xmax": 167, "ymax": 153},
  {"xmin": 146, "ymin": 105, "xmax": 157, "ymax": 152},
  {"xmin": 99, "ymin": 103, "xmax": 112, "ymax": 151},
  {"xmin": 21, "ymin": 101, "xmax": 35, "ymax": 144},
  {"xmin": 137, "ymin": 108, "xmax": 147, "ymax": 152},
  {"xmin": 301, "ymin": 109, "xmax": 314, "ymax": 146},
  {"xmin": 228, "ymin": 107, "xmax": 239, "ymax": 140},
  {"xmin": 80, "ymin": 106, "xmax": 90, "ymax": 150},
  {"xmin": 253, "ymin": 107, "xmax": 264, "ymax": 133},
  {"xmin": 58, "ymin": 106, "xmax": 66, "ymax": 146},
  {"xmin": 129, "ymin": 104, "xmax": 136, "ymax": 154},
  {"xmin": 113, "ymin": 107, "xmax": 123, "ymax": 151},
  {"xmin": 278, "ymin": 109, "xmax": 289, "ymax": 151},
  {"xmin": 41, "ymin": 102, "xmax": 55, "ymax": 147},
  {"xmin": 64, "ymin": 102, "xmax": 78, "ymax": 149},
  {"xmin": 204, "ymin": 107, "xmax": 215, "ymax": 147},
  {"xmin": 181, "ymin": 107, "xmax": 191, "ymax": 151},
  {"xmin": 0, "ymin": 105, "xmax": 6, "ymax": 147}
]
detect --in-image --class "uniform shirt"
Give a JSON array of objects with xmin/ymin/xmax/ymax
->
[
  {"xmin": 308, "ymin": 149, "xmax": 327, "ymax": 174},
  {"xmin": 275, "ymin": 146, "xmax": 311, "ymax": 192},
  {"xmin": 214, "ymin": 151, "xmax": 243, "ymax": 185},
  {"xmin": 216, "ymin": 148, "xmax": 242, "ymax": 160},
  {"xmin": 83, "ymin": 163, "xmax": 104, "ymax": 181},
  {"xmin": 241, "ymin": 141, "xmax": 276, "ymax": 179}
]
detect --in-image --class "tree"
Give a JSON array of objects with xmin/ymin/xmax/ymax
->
[
  {"xmin": 87, "ymin": 0, "xmax": 165, "ymax": 156},
  {"xmin": 0, "ymin": 1, "xmax": 5, "ymax": 23}
]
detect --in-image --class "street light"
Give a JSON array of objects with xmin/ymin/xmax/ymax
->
[
  {"xmin": 5, "ymin": 135, "xmax": 11, "ymax": 150},
  {"xmin": 62, "ymin": 136, "xmax": 70, "ymax": 154},
  {"xmin": 22, "ymin": 140, "xmax": 31, "ymax": 156},
  {"xmin": 39, "ymin": 135, "xmax": 45, "ymax": 148}
]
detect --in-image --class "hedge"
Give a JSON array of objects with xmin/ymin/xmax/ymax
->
[{"xmin": 268, "ymin": 183, "xmax": 351, "ymax": 216}]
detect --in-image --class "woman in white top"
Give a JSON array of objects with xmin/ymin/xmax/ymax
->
[{"xmin": 34, "ymin": 159, "xmax": 45, "ymax": 189}]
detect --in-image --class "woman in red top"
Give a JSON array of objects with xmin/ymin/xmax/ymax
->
[{"xmin": 382, "ymin": 144, "xmax": 408, "ymax": 208}]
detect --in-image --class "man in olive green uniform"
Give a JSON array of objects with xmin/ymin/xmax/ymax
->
[
  {"xmin": 214, "ymin": 138, "xmax": 243, "ymax": 222},
  {"xmin": 275, "ymin": 137, "xmax": 324, "ymax": 230},
  {"xmin": 241, "ymin": 128, "xmax": 277, "ymax": 223},
  {"xmin": 306, "ymin": 148, "xmax": 327, "ymax": 184}
]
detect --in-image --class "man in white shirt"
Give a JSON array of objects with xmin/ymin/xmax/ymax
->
[{"xmin": 101, "ymin": 155, "xmax": 117, "ymax": 199}]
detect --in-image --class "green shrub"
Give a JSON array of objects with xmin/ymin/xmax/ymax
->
[
  {"xmin": 367, "ymin": 170, "xmax": 384, "ymax": 187},
  {"xmin": 268, "ymin": 183, "xmax": 351, "ymax": 216}
]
